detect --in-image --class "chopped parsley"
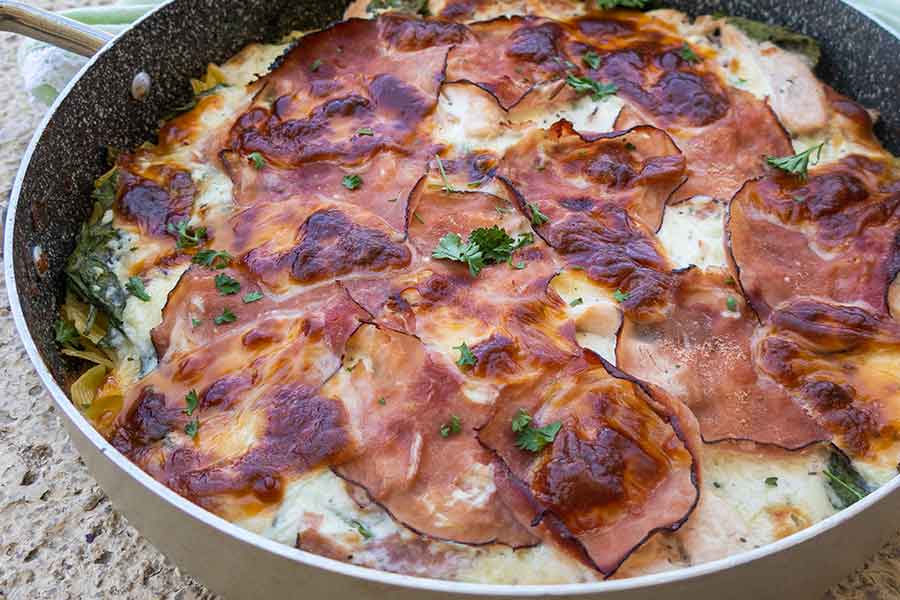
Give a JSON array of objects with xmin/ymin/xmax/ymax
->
[
  {"xmin": 679, "ymin": 44, "xmax": 700, "ymax": 63},
  {"xmin": 357, "ymin": 127, "xmax": 375, "ymax": 136},
  {"xmin": 726, "ymin": 296, "xmax": 739, "ymax": 312},
  {"xmin": 566, "ymin": 73, "xmax": 618, "ymax": 102},
  {"xmin": 823, "ymin": 451, "xmax": 870, "ymax": 509},
  {"xmin": 184, "ymin": 390, "xmax": 199, "ymax": 416},
  {"xmin": 583, "ymin": 50, "xmax": 601, "ymax": 70},
  {"xmin": 625, "ymin": 142, "xmax": 637, "ymax": 151},
  {"xmin": 412, "ymin": 211, "xmax": 425, "ymax": 224},
  {"xmin": 570, "ymin": 297, "xmax": 584, "ymax": 307},
  {"xmin": 613, "ymin": 289, "xmax": 630, "ymax": 303},
  {"xmin": 454, "ymin": 342, "xmax": 478, "ymax": 368},
  {"xmin": 350, "ymin": 519, "xmax": 373, "ymax": 540},
  {"xmin": 55, "ymin": 319, "xmax": 80, "ymax": 347},
  {"xmin": 191, "ymin": 317, "xmax": 202, "ymax": 328},
  {"xmin": 595, "ymin": 0, "xmax": 649, "ymax": 8},
  {"xmin": 242, "ymin": 291, "xmax": 264, "ymax": 304},
  {"xmin": 185, "ymin": 419, "xmax": 199, "ymax": 438},
  {"xmin": 724, "ymin": 275, "xmax": 736, "ymax": 286},
  {"xmin": 765, "ymin": 476, "xmax": 778, "ymax": 487},
  {"xmin": 215, "ymin": 273, "xmax": 241, "ymax": 296},
  {"xmin": 512, "ymin": 409, "xmax": 562, "ymax": 453},
  {"xmin": 378, "ymin": 397, "xmax": 387, "ymax": 406},
  {"xmin": 432, "ymin": 226, "xmax": 533, "ymax": 277},
  {"xmin": 125, "ymin": 277, "xmax": 151, "ymax": 302},
  {"xmin": 342, "ymin": 174, "xmax": 363, "ymax": 190},
  {"xmin": 440, "ymin": 415, "xmax": 463, "ymax": 438},
  {"xmin": 192, "ymin": 249, "xmax": 233, "ymax": 270},
  {"xmin": 527, "ymin": 203, "xmax": 549, "ymax": 226},
  {"xmin": 310, "ymin": 58, "xmax": 322, "ymax": 72},
  {"xmin": 512, "ymin": 261, "xmax": 526, "ymax": 270},
  {"xmin": 766, "ymin": 142, "xmax": 825, "ymax": 179},
  {"xmin": 248, "ymin": 152, "xmax": 266, "ymax": 170},
  {"xmin": 167, "ymin": 221, "xmax": 207, "ymax": 249},
  {"xmin": 434, "ymin": 155, "xmax": 458, "ymax": 193},
  {"xmin": 214, "ymin": 307, "xmax": 237, "ymax": 325}
]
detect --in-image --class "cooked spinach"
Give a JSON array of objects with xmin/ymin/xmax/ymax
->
[
  {"xmin": 65, "ymin": 219, "xmax": 127, "ymax": 328},
  {"xmin": 726, "ymin": 16, "xmax": 821, "ymax": 66},
  {"xmin": 823, "ymin": 450, "xmax": 870, "ymax": 509}
]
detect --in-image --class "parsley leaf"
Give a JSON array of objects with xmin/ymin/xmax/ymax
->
[
  {"xmin": 726, "ymin": 296, "xmax": 739, "ymax": 312},
  {"xmin": 125, "ymin": 277, "xmax": 151, "ymax": 302},
  {"xmin": 357, "ymin": 127, "xmax": 375, "ymax": 136},
  {"xmin": 823, "ymin": 451, "xmax": 870, "ymax": 509},
  {"xmin": 192, "ymin": 249, "xmax": 233, "ymax": 270},
  {"xmin": 167, "ymin": 221, "xmax": 207, "ymax": 249},
  {"xmin": 583, "ymin": 50, "xmax": 601, "ymax": 70},
  {"xmin": 215, "ymin": 273, "xmax": 241, "ymax": 296},
  {"xmin": 433, "ymin": 233, "xmax": 485, "ymax": 276},
  {"xmin": 566, "ymin": 73, "xmax": 618, "ymax": 101},
  {"xmin": 55, "ymin": 319, "xmax": 81, "ymax": 347},
  {"xmin": 512, "ymin": 410, "xmax": 562, "ymax": 453},
  {"xmin": 440, "ymin": 415, "xmax": 463, "ymax": 438},
  {"xmin": 184, "ymin": 390, "xmax": 199, "ymax": 416},
  {"xmin": 191, "ymin": 318, "xmax": 202, "ymax": 328},
  {"xmin": 378, "ymin": 397, "xmax": 387, "ymax": 406},
  {"xmin": 527, "ymin": 203, "xmax": 549, "ymax": 226},
  {"xmin": 613, "ymin": 289, "xmax": 630, "ymax": 303},
  {"xmin": 310, "ymin": 58, "xmax": 322, "ymax": 72},
  {"xmin": 185, "ymin": 419, "xmax": 199, "ymax": 438},
  {"xmin": 342, "ymin": 174, "xmax": 363, "ymax": 190},
  {"xmin": 243, "ymin": 291, "xmax": 264, "ymax": 304},
  {"xmin": 765, "ymin": 476, "xmax": 778, "ymax": 487},
  {"xmin": 570, "ymin": 297, "xmax": 584, "ymax": 307},
  {"xmin": 766, "ymin": 142, "xmax": 825, "ymax": 179},
  {"xmin": 92, "ymin": 167, "xmax": 119, "ymax": 209},
  {"xmin": 454, "ymin": 342, "xmax": 478, "ymax": 368},
  {"xmin": 432, "ymin": 227, "xmax": 533, "ymax": 276},
  {"xmin": 679, "ymin": 44, "xmax": 700, "ymax": 63},
  {"xmin": 595, "ymin": 0, "xmax": 649, "ymax": 8},
  {"xmin": 214, "ymin": 307, "xmax": 237, "ymax": 325},
  {"xmin": 248, "ymin": 152, "xmax": 266, "ymax": 170}
]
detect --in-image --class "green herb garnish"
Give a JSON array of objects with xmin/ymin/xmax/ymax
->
[
  {"xmin": 248, "ymin": 152, "xmax": 266, "ymax": 170},
  {"xmin": 185, "ymin": 419, "xmax": 199, "ymax": 438},
  {"xmin": 432, "ymin": 226, "xmax": 533, "ymax": 276},
  {"xmin": 350, "ymin": 519, "xmax": 373, "ymax": 540},
  {"xmin": 125, "ymin": 277, "xmax": 151, "ymax": 302},
  {"xmin": 454, "ymin": 342, "xmax": 478, "ymax": 368},
  {"xmin": 167, "ymin": 220, "xmax": 207, "ymax": 249},
  {"xmin": 191, "ymin": 318, "xmax": 202, "ymax": 328},
  {"xmin": 766, "ymin": 142, "xmax": 825, "ymax": 180},
  {"xmin": 823, "ymin": 451, "xmax": 870, "ymax": 509},
  {"xmin": 613, "ymin": 289, "xmax": 630, "ymax": 303},
  {"xmin": 310, "ymin": 58, "xmax": 322, "ymax": 72},
  {"xmin": 357, "ymin": 127, "xmax": 374, "ymax": 136},
  {"xmin": 184, "ymin": 390, "xmax": 199, "ymax": 416},
  {"xmin": 583, "ymin": 50, "xmax": 601, "ymax": 70},
  {"xmin": 243, "ymin": 291, "xmax": 264, "ymax": 304},
  {"xmin": 215, "ymin": 273, "xmax": 241, "ymax": 296},
  {"xmin": 378, "ymin": 397, "xmax": 387, "ymax": 406},
  {"xmin": 527, "ymin": 203, "xmax": 549, "ymax": 226},
  {"xmin": 570, "ymin": 297, "xmax": 584, "ymax": 307},
  {"xmin": 566, "ymin": 73, "xmax": 618, "ymax": 101},
  {"xmin": 512, "ymin": 409, "xmax": 562, "ymax": 453},
  {"xmin": 214, "ymin": 307, "xmax": 237, "ymax": 325},
  {"xmin": 440, "ymin": 415, "xmax": 463, "ymax": 438},
  {"xmin": 726, "ymin": 296, "xmax": 739, "ymax": 312},
  {"xmin": 434, "ymin": 155, "xmax": 457, "ymax": 193},
  {"xmin": 342, "ymin": 174, "xmax": 363, "ymax": 190},
  {"xmin": 193, "ymin": 249, "xmax": 233, "ymax": 270},
  {"xmin": 765, "ymin": 476, "xmax": 778, "ymax": 487},
  {"xmin": 679, "ymin": 44, "xmax": 700, "ymax": 63},
  {"xmin": 55, "ymin": 319, "xmax": 81, "ymax": 347}
]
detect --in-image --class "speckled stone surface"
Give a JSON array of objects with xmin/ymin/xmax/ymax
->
[{"xmin": 1, "ymin": 1, "xmax": 900, "ymax": 599}]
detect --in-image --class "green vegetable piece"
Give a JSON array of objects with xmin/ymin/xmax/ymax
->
[
  {"xmin": 342, "ymin": 174, "xmax": 363, "ymax": 190},
  {"xmin": 350, "ymin": 519, "xmax": 374, "ymax": 540},
  {"xmin": 566, "ymin": 73, "xmax": 618, "ymax": 101},
  {"xmin": 215, "ymin": 273, "xmax": 241, "ymax": 296},
  {"xmin": 91, "ymin": 167, "xmax": 119, "ymax": 209},
  {"xmin": 192, "ymin": 249, "xmax": 233, "ymax": 270},
  {"xmin": 184, "ymin": 390, "xmax": 199, "ymax": 416},
  {"xmin": 514, "ymin": 417, "xmax": 563, "ymax": 453},
  {"xmin": 125, "ymin": 276, "xmax": 151, "ymax": 302},
  {"xmin": 454, "ymin": 342, "xmax": 478, "ymax": 368},
  {"xmin": 214, "ymin": 307, "xmax": 237, "ymax": 325},
  {"xmin": 65, "ymin": 219, "xmax": 127, "ymax": 327},
  {"xmin": 726, "ymin": 16, "xmax": 821, "ymax": 66},
  {"xmin": 766, "ymin": 142, "xmax": 825, "ymax": 179},
  {"xmin": 511, "ymin": 408, "xmax": 532, "ymax": 433},
  {"xmin": 823, "ymin": 451, "xmax": 870, "ymax": 509},
  {"xmin": 55, "ymin": 319, "xmax": 81, "ymax": 347}
]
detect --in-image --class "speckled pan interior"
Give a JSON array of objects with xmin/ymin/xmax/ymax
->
[{"xmin": 9, "ymin": 0, "xmax": 900, "ymax": 387}]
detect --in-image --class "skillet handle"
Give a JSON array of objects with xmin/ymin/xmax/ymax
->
[{"xmin": 0, "ymin": 0, "xmax": 112, "ymax": 57}]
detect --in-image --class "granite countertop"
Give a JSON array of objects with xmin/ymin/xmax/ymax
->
[{"xmin": 0, "ymin": 2, "xmax": 898, "ymax": 599}]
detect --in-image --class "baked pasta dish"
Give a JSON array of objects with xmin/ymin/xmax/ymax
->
[{"xmin": 55, "ymin": 0, "xmax": 900, "ymax": 583}]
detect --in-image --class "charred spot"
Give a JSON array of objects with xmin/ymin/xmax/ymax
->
[
  {"xmin": 472, "ymin": 334, "xmax": 520, "ymax": 377},
  {"xmin": 585, "ymin": 155, "xmax": 637, "ymax": 188},
  {"xmin": 175, "ymin": 354, "xmax": 207, "ymax": 382},
  {"xmin": 802, "ymin": 380, "xmax": 855, "ymax": 411},
  {"xmin": 417, "ymin": 273, "xmax": 458, "ymax": 303},
  {"xmin": 242, "ymin": 325, "xmax": 285, "ymax": 349},
  {"xmin": 368, "ymin": 74, "xmax": 433, "ymax": 125},
  {"xmin": 560, "ymin": 198, "xmax": 595, "ymax": 211},
  {"xmin": 575, "ymin": 17, "xmax": 635, "ymax": 38},
  {"xmin": 117, "ymin": 169, "xmax": 195, "ymax": 237},
  {"xmin": 378, "ymin": 14, "xmax": 470, "ymax": 50},
  {"xmin": 506, "ymin": 21, "xmax": 566, "ymax": 67},
  {"xmin": 801, "ymin": 381, "xmax": 879, "ymax": 456},
  {"xmin": 533, "ymin": 428, "xmax": 629, "ymax": 531},
  {"xmin": 651, "ymin": 71, "xmax": 729, "ymax": 127},
  {"xmin": 203, "ymin": 374, "xmax": 254, "ymax": 410},
  {"xmin": 111, "ymin": 388, "xmax": 179, "ymax": 456},
  {"xmin": 637, "ymin": 155, "xmax": 687, "ymax": 185},
  {"xmin": 757, "ymin": 337, "xmax": 801, "ymax": 382},
  {"xmin": 803, "ymin": 173, "xmax": 869, "ymax": 219},
  {"xmin": 771, "ymin": 301, "xmax": 883, "ymax": 351}
]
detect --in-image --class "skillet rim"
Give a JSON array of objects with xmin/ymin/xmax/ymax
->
[{"xmin": 5, "ymin": 0, "xmax": 900, "ymax": 594}]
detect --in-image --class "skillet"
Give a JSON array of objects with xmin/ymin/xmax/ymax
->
[{"xmin": 3, "ymin": 0, "xmax": 900, "ymax": 598}]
